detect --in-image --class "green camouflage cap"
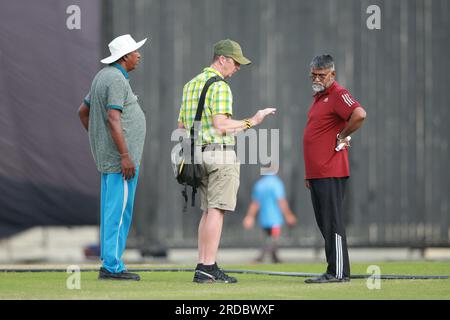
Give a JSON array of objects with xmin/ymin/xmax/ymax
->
[{"xmin": 214, "ymin": 39, "xmax": 251, "ymax": 65}]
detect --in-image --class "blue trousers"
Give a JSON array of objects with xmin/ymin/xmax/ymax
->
[{"xmin": 100, "ymin": 168, "xmax": 139, "ymax": 273}]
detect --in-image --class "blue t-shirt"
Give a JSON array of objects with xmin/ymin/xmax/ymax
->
[{"xmin": 252, "ymin": 175, "xmax": 286, "ymax": 228}]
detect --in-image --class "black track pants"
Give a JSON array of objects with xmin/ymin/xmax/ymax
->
[{"xmin": 309, "ymin": 177, "xmax": 350, "ymax": 279}]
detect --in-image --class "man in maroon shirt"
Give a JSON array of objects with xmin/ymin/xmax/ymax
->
[{"xmin": 303, "ymin": 55, "xmax": 366, "ymax": 283}]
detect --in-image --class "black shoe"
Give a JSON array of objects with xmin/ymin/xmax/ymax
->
[
  {"xmin": 193, "ymin": 264, "xmax": 238, "ymax": 284},
  {"xmin": 304, "ymin": 273, "xmax": 350, "ymax": 284},
  {"xmin": 98, "ymin": 267, "xmax": 141, "ymax": 281},
  {"xmin": 195, "ymin": 263, "xmax": 204, "ymax": 270},
  {"xmin": 271, "ymin": 252, "xmax": 282, "ymax": 264},
  {"xmin": 253, "ymin": 257, "xmax": 264, "ymax": 263}
]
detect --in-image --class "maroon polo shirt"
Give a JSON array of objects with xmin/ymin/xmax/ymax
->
[{"xmin": 303, "ymin": 81, "xmax": 363, "ymax": 179}]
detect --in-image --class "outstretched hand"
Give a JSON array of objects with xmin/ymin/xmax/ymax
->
[{"xmin": 252, "ymin": 108, "xmax": 277, "ymax": 126}]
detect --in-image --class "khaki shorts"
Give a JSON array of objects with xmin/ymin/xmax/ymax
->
[{"xmin": 199, "ymin": 150, "xmax": 240, "ymax": 212}]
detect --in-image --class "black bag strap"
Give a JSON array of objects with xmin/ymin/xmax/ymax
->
[
  {"xmin": 190, "ymin": 76, "xmax": 226, "ymax": 156},
  {"xmin": 182, "ymin": 184, "xmax": 188, "ymax": 212}
]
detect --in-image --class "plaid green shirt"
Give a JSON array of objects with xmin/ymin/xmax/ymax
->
[{"xmin": 178, "ymin": 67, "xmax": 234, "ymax": 145}]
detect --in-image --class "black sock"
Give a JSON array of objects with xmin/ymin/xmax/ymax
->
[
  {"xmin": 203, "ymin": 263, "xmax": 217, "ymax": 271},
  {"xmin": 195, "ymin": 263, "xmax": 204, "ymax": 270}
]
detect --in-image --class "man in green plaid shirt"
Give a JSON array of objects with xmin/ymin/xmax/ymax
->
[
  {"xmin": 177, "ymin": 39, "xmax": 276, "ymax": 284},
  {"xmin": 178, "ymin": 66, "xmax": 234, "ymax": 146}
]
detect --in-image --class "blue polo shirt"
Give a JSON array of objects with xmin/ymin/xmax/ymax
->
[{"xmin": 252, "ymin": 175, "xmax": 286, "ymax": 228}]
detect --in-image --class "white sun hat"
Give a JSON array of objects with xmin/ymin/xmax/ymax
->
[{"xmin": 100, "ymin": 34, "xmax": 148, "ymax": 64}]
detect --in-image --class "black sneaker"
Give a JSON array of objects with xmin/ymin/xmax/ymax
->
[
  {"xmin": 271, "ymin": 252, "xmax": 282, "ymax": 264},
  {"xmin": 304, "ymin": 273, "xmax": 350, "ymax": 284},
  {"xmin": 98, "ymin": 267, "xmax": 141, "ymax": 281},
  {"xmin": 193, "ymin": 264, "xmax": 238, "ymax": 284},
  {"xmin": 195, "ymin": 263, "xmax": 204, "ymax": 271}
]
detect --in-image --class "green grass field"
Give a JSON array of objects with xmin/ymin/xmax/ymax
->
[{"xmin": 0, "ymin": 262, "xmax": 449, "ymax": 300}]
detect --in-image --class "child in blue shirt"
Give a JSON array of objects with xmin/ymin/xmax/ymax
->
[{"xmin": 243, "ymin": 174, "xmax": 297, "ymax": 263}]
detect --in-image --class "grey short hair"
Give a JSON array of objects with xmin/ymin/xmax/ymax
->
[{"xmin": 310, "ymin": 54, "xmax": 335, "ymax": 71}]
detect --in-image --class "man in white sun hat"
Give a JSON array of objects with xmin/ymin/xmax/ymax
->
[{"xmin": 78, "ymin": 34, "xmax": 148, "ymax": 281}]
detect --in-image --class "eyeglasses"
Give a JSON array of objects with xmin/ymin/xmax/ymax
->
[
  {"xmin": 225, "ymin": 56, "xmax": 240, "ymax": 67},
  {"xmin": 309, "ymin": 72, "xmax": 330, "ymax": 81}
]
